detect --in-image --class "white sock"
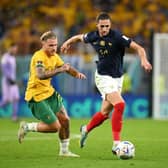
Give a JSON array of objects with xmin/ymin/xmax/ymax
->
[
  {"xmin": 113, "ymin": 141, "xmax": 120, "ymax": 147},
  {"xmin": 59, "ymin": 139, "xmax": 70, "ymax": 153},
  {"xmin": 26, "ymin": 123, "xmax": 38, "ymax": 132}
]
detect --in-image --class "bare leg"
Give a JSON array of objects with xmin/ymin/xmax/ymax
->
[
  {"xmin": 18, "ymin": 119, "xmax": 61, "ymax": 144},
  {"xmin": 37, "ymin": 120, "xmax": 61, "ymax": 132},
  {"xmin": 56, "ymin": 106, "xmax": 79, "ymax": 157},
  {"xmin": 106, "ymin": 91, "xmax": 124, "ymax": 105},
  {"xmin": 57, "ymin": 110, "xmax": 70, "ymax": 140},
  {"xmin": 100, "ymin": 99, "xmax": 113, "ymax": 115}
]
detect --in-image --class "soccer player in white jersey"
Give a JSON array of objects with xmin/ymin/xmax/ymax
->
[{"xmin": 0, "ymin": 43, "xmax": 20, "ymax": 121}]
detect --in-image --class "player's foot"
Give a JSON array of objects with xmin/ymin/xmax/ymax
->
[
  {"xmin": 80, "ymin": 125, "xmax": 88, "ymax": 148},
  {"xmin": 59, "ymin": 151, "xmax": 80, "ymax": 157},
  {"xmin": 112, "ymin": 144, "xmax": 119, "ymax": 155},
  {"xmin": 18, "ymin": 121, "xmax": 28, "ymax": 143}
]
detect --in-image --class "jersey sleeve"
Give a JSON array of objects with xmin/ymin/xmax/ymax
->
[
  {"xmin": 116, "ymin": 31, "xmax": 132, "ymax": 48},
  {"xmin": 83, "ymin": 31, "xmax": 95, "ymax": 43},
  {"xmin": 34, "ymin": 53, "xmax": 45, "ymax": 68}
]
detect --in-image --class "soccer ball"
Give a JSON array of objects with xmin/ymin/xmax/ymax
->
[{"xmin": 115, "ymin": 141, "xmax": 135, "ymax": 160}]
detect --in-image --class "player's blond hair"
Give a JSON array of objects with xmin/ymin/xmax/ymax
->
[{"xmin": 40, "ymin": 31, "xmax": 57, "ymax": 41}]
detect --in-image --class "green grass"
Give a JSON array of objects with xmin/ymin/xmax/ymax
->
[{"xmin": 0, "ymin": 118, "xmax": 168, "ymax": 168}]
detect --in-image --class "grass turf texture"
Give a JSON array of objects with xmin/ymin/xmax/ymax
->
[{"xmin": 0, "ymin": 118, "xmax": 167, "ymax": 168}]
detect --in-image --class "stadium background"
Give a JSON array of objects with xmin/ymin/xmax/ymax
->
[{"xmin": 0, "ymin": 0, "xmax": 168, "ymax": 118}]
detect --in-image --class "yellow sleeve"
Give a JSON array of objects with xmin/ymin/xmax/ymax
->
[
  {"xmin": 33, "ymin": 51, "xmax": 45, "ymax": 68},
  {"xmin": 55, "ymin": 54, "xmax": 64, "ymax": 67}
]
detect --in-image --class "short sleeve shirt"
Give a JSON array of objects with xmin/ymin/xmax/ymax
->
[
  {"xmin": 83, "ymin": 29, "xmax": 132, "ymax": 77},
  {"xmin": 25, "ymin": 50, "xmax": 64, "ymax": 102}
]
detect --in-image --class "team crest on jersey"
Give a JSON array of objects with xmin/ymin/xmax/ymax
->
[
  {"xmin": 100, "ymin": 40, "xmax": 105, "ymax": 46},
  {"xmin": 36, "ymin": 60, "xmax": 43, "ymax": 67},
  {"xmin": 93, "ymin": 42, "xmax": 98, "ymax": 45}
]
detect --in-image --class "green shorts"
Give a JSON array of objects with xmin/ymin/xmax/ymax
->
[{"xmin": 28, "ymin": 92, "xmax": 63, "ymax": 124}]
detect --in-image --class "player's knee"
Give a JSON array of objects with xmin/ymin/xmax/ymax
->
[
  {"xmin": 51, "ymin": 121, "xmax": 61, "ymax": 132},
  {"xmin": 57, "ymin": 113, "xmax": 70, "ymax": 128},
  {"xmin": 57, "ymin": 122, "xmax": 61, "ymax": 131},
  {"xmin": 60, "ymin": 117, "xmax": 70, "ymax": 129}
]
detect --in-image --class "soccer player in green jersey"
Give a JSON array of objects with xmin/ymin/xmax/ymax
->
[{"xmin": 18, "ymin": 31, "xmax": 86, "ymax": 157}]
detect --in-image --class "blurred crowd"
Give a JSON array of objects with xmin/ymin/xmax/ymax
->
[{"xmin": 0, "ymin": 0, "xmax": 168, "ymax": 56}]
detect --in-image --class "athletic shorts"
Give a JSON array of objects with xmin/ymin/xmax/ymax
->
[
  {"xmin": 95, "ymin": 70, "xmax": 124, "ymax": 99},
  {"xmin": 28, "ymin": 91, "xmax": 63, "ymax": 124}
]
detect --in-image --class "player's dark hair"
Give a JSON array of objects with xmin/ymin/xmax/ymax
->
[
  {"xmin": 10, "ymin": 42, "xmax": 17, "ymax": 47},
  {"xmin": 96, "ymin": 12, "xmax": 112, "ymax": 23},
  {"xmin": 40, "ymin": 31, "xmax": 57, "ymax": 41}
]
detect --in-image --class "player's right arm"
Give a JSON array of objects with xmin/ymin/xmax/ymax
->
[
  {"xmin": 36, "ymin": 63, "xmax": 86, "ymax": 80},
  {"xmin": 61, "ymin": 34, "xmax": 84, "ymax": 53},
  {"xmin": 36, "ymin": 63, "xmax": 70, "ymax": 80}
]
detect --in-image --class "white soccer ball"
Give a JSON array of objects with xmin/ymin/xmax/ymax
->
[{"xmin": 115, "ymin": 141, "xmax": 135, "ymax": 160}]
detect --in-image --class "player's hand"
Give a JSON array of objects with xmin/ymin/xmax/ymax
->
[
  {"xmin": 76, "ymin": 72, "xmax": 86, "ymax": 79},
  {"xmin": 60, "ymin": 63, "xmax": 71, "ymax": 72},
  {"xmin": 60, "ymin": 43, "xmax": 71, "ymax": 54},
  {"xmin": 7, "ymin": 78, "xmax": 16, "ymax": 85},
  {"xmin": 141, "ymin": 59, "xmax": 152, "ymax": 72}
]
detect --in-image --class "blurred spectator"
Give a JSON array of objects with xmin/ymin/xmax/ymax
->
[
  {"xmin": 1, "ymin": 0, "xmax": 168, "ymax": 54},
  {"xmin": 0, "ymin": 18, "xmax": 5, "ymax": 39},
  {"xmin": 52, "ymin": 14, "xmax": 66, "ymax": 46}
]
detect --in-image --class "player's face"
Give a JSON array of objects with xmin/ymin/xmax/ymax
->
[
  {"xmin": 10, "ymin": 45, "xmax": 18, "ymax": 56},
  {"xmin": 43, "ymin": 38, "xmax": 58, "ymax": 56},
  {"xmin": 97, "ymin": 19, "xmax": 111, "ymax": 37}
]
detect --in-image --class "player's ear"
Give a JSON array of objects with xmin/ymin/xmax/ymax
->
[
  {"xmin": 41, "ymin": 41, "xmax": 45, "ymax": 46},
  {"xmin": 109, "ymin": 22, "xmax": 112, "ymax": 28}
]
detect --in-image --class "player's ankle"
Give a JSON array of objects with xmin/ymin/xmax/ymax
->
[{"xmin": 27, "ymin": 122, "xmax": 38, "ymax": 132}]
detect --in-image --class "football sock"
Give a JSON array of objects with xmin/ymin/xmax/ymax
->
[
  {"xmin": 12, "ymin": 101, "xmax": 18, "ymax": 120},
  {"xmin": 26, "ymin": 123, "xmax": 38, "ymax": 132},
  {"xmin": 113, "ymin": 140, "xmax": 120, "ymax": 147},
  {"xmin": 111, "ymin": 102, "xmax": 125, "ymax": 141},
  {"xmin": 60, "ymin": 139, "xmax": 69, "ymax": 153},
  {"xmin": 86, "ymin": 112, "xmax": 108, "ymax": 132}
]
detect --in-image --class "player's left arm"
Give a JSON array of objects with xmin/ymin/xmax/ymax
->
[
  {"xmin": 130, "ymin": 41, "xmax": 152, "ymax": 72},
  {"xmin": 65, "ymin": 64, "xmax": 86, "ymax": 79}
]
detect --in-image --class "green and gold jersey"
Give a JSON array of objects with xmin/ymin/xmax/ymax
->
[{"xmin": 25, "ymin": 49, "xmax": 64, "ymax": 102}]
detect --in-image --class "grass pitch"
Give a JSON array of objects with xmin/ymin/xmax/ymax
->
[{"xmin": 0, "ymin": 118, "xmax": 168, "ymax": 168}]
